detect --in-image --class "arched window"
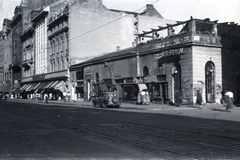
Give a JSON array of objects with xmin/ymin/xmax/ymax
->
[
  {"xmin": 143, "ymin": 66, "xmax": 149, "ymax": 77},
  {"xmin": 205, "ymin": 61, "xmax": 215, "ymax": 103}
]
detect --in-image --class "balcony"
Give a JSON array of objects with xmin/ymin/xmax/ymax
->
[
  {"xmin": 48, "ymin": 25, "xmax": 68, "ymax": 39},
  {"xmin": 48, "ymin": 12, "xmax": 69, "ymax": 27},
  {"xmin": 22, "ymin": 58, "xmax": 33, "ymax": 67},
  {"xmin": 9, "ymin": 61, "xmax": 21, "ymax": 70}
]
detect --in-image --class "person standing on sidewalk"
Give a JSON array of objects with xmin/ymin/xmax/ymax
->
[
  {"xmin": 45, "ymin": 94, "xmax": 49, "ymax": 104},
  {"xmin": 224, "ymin": 91, "xmax": 234, "ymax": 112},
  {"xmin": 63, "ymin": 91, "xmax": 67, "ymax": 102},
  {"xmin": 67, "ymin": 92, "xmax": 71, "ymax": 102},
  {"xmin": 196, "ymin": 90, "xmax": 203, "ymax": 109}
]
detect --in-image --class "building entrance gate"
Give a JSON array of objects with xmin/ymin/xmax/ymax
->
[{"xmin": 205, "ymin": 61, "xmax": 215, "ymax": 103}]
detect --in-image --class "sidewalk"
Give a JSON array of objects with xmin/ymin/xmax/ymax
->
[{"xmin": 5, "ymin": 98, "xmax": 240, "ymax": 122}]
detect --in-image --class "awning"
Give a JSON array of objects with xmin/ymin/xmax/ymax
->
[
  {"xmin": 48, "ymin": 81, "xmax": 59, "ymax": 89},
  {"xmin": 31, "ymin": 82, "xmax": 41, "ymax": 91},
  {"xmin": 19, "ymin": 84, "xmax": 28, "ymax": 91},
  {"xmin": 26, "ymin": 83, "xmax": 40, "ymax": 92},
  {"xmin": 137, "ymin": 84, "xmax": 148, "ymax": 92},
  {"xmin": 42, "ymin": 81, "xmax": 54, "ymax": 89},
  {"xmin": 55, "ymin": 81, "xmax": 66, "ymax": 92},
  {"xmin": 35, "ymin": 82, "xmax": 47, "ymax": 91},
  {"xmin": 25, "ymin": 83, "xmax": 34, "ymax": 91}
]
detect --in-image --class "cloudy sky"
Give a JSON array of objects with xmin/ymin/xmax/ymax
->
[{"xmin": 0, "ymin": 0, "xmax": 240, "ymax": 30}]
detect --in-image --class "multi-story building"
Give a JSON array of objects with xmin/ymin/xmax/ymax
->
[
  {"xmin": 0, "ymin": 19, "xmax": 12, "ymax": 94},
  {"xmin": 6, "ymin": 0, "xmax": 57, "ymax": 98},
  {"xmin": 217, "ymin": 22, "xmax": 240, "ymax": 102},
  {"xmin": 17, "ymin": 0, "xmax": 173, "ymax": 101},
  {"xmin": 70, "ymin": 18, "xmax": 240, "ymax": 104}
]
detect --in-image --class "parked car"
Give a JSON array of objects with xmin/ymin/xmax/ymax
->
[{"xmin": 92, "ymin": 91, "xmax": 120, "ymax": 108}]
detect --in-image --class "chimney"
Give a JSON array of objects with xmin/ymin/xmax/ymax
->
[
  {"xmin": 117, "ymin": 46, "xmax": 121, "ymax": 51},
  {"xmin": 145, "ymin": 4, "xmax": 163, "ymax": 18},
  {"xmin": 146, "ymin": 4, "xmax": 154, "ymax": 11}
]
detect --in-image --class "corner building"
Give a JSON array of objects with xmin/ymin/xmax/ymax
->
[{"xmin": 71, "ymin": 18, "xmax": 224, "ymax": 104}]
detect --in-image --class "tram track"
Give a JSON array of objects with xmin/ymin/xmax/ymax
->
[{"xmin": 2, "ymin": 101, "xmax": 240, "ymax": 159}]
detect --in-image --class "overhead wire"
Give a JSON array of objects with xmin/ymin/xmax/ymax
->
[{"xmin": 44, "ymin": 0, "xmax": 160, "ymax": 50}]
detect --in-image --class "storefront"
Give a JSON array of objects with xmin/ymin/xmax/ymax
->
[{"xmin": 71, "ymin": 18, "xmax": 224, "ymax": 104}]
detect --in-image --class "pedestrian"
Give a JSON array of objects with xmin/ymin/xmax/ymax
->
[
  {"xmin": 175, "ymin": 90, "xmax": 180, "ymax": 107},
  {"xmin": 224, "ymin": 91, "xmax": 234, "ymax": 112},
  {"xmin": 49, "ymin": 93, "xmax": 52, "ymax": 100},
  {"xmin": 196, "ymin": 90, "xmax": 203, "ymax": 109},
  {"xmin": 45, "ymin": 94, "xmax": 49, "ymax": 104},
  {"xmin": 67, "ymin": 92, "xmax": 71, "ymax": 102},
  {"xmin": 63, "ymin": 91, "xmax": 67, "ymax": 102},
  {"xmin": 140, "ymin": 90, "xmax": 146, "ymax": 104},
  {"xmin": 145, "ymin": 90, "xmax": 150, "ymax": 105}
]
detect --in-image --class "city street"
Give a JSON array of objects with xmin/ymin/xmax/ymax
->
[{"xmin": 1, "ymin": 99, "xmax": 240, "ymax": 159}]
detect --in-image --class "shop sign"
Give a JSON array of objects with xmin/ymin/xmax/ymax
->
[
  {"xmin": 124, "ymin": 78, "xmax": 133, "ymax": 83},
  {"xmin": 85, "ymin": 73, "xmax": 93, "ymax": 79},
  {"xmin": 143, "ymin": 76, "xmax": 157, "ymax": 83},
  {"xmin": 33, "ymin": 75, "xmax": 45, "ymax": 80},
  {"xmin": 155, "ymin": 48, "xmax": 184, "ymax": 59}
]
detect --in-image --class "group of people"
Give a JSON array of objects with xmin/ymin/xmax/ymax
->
[
  {"xmin": 195, "ymin": 90, "xmax": 235, "ymax": 112},
  {"xmin": 43, "ymin": 91, "xmax": 71, "ymax": 103}
]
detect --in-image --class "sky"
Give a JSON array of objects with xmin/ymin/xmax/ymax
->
[{"xmin": 0, "ymin": 0, "xmax": 240, "ymax": 30}]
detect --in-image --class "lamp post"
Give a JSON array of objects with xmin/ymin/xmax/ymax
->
[{"xmin": 104, "ymin": 62, "xmax": 115, "ymax": 85}]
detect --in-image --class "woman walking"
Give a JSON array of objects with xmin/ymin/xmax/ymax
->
[{"xmin": 224, "ymin": 91, "xmax": 234, "ymax": 112}]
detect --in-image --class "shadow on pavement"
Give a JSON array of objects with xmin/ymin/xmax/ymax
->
[{"xmin": 211, "ymin": 108, "xmax": 227, "ymax": 112}]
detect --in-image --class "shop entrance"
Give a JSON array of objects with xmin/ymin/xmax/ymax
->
[
  {"xmin": 172, "ymin": 63, "xmax": 181, "ymax": 103},
  {"xmin": 205, "ymin": 61, "xmax": 215, "ymax": 103},
  {"xmin": 148, "ymin": 82, "xmax": 168, "ymax": 104}
]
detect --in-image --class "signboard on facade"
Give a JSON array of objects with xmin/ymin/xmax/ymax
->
[
  {"xmin": 143, "ymin": 76, "xmax": 158, "ymax": 83},
  {"xmin": 155, "ymin": 48, "xmax": 184, "ymax": 59},
  {"xmin": 85, "ymin": 73, "xmax": 93, "ymax": 79},
  {"xmin": 33, "ymin": 75, "xmax": 45, "ymax": 81}
]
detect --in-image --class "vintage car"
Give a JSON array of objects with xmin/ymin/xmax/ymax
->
[{"xmin": 92, "ymin": 91, "xmax": 120, "ymax": 108}]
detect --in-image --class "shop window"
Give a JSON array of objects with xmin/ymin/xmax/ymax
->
[
  {"xmin": 123, "ymin": 85, "xmax": 138, "ymax": 99},
  {"xmin": 143, "ymin": 66, "xmax": 149, "ymax": 77},
  {"xmin": 76, "ymin": 71, "xmax": 83, "ymax": 80},
  {"xmin": 75, "ymin": 86, "xmax": 83, "ymax": 98}
]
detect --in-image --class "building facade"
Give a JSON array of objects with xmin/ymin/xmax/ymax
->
[
  {"xmin": 0, "ymin": 19, "xmax": 12, "ymax": 94},
  {"xmin": 14, "ymin": 0, "xmax": 172, "ymax": 100},
  {"xmin": 70, "ymin": 18, "xmax": 231, "ymax": 104}
]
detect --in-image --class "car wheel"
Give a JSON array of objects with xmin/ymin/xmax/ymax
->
[
  {"xmin": 112, "ymin": 97, "xmax": 119, "ymax": 104},
  {"xmin": 102, "ymin": 103, "xmax": 107, "ymax": 108}
]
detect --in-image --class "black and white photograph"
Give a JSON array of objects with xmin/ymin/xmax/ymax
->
[{"xmin": 0, "ymin": 0, "xmax": 240, "ymax": 159}]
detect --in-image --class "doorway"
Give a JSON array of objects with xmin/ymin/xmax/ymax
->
[
  {"xmin": 205, "ymin": 61, "xmax": 215, "ymax": 103},
  {"xmin": 172, "ymin": 63, "xmax": 181, "ymax": 103}
]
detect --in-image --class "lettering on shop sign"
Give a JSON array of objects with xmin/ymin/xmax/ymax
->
[
  {"xmin": 124, "ymin": 78, "xmax": 133, "ymax": 83},
  {"xmin": 143, "ymin": 76, "xmax": 157, "ymax": 83},
  {"xmin": 85, "ymin": 73, "xmax": 93, "ymax": 79},
  {"xmin": 156, "ymin": 48, "xmax": 184, "ymax": 59},
  {"xmin": 33, "ymin": 75, "xmax": 45, "ymax": 80}
]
